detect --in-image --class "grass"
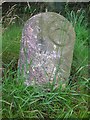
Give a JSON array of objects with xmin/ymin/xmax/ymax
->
[
  {"xmin": 2, "ymin": 67, "xmax": 89, "ymax": 118},
  {"xmin": 2, "ymin": 23, "xmax": 22, "ymax": 64},
  {"xmin": 2, "ymin": 9, "xmax": 89, "ymax": 119}
]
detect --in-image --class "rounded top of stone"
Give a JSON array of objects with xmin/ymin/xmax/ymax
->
[{"xmin": 23, "ymin": 12, "xmax": 75, "ymax": 47}]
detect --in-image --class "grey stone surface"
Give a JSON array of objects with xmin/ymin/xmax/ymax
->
[{"xmin": 18, "ymin": 12, "xmax": 75, "ymax": 86}]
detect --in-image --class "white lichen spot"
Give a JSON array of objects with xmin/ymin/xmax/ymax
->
[
  {"xmin": 54, "ymin": 45, "xmax": 56, "ymax": 49},
  {"xmin": 24, "ymin": 80, "xmax": 30, "ymax": 86},
  {"xmin": 38, "ymin": 53, "xmax": 41, "ymax": 56},
  {"xmin": 32, "ymin": 68, "xmax": 35, "ymax": 72},
  {"xmin": 53, "ymin": 67, "xmax": 56, "ymax": 72},
  {"xmin": 31, "ymin": 80, "xmax": 35, "ymax": 85},
  {"xmin": 27, "ymin": 71, "xmax": 29, "ymax": 74},
  {"xmin": 34, "ymin": 36, "xmax": 37, "ymax": 39}
]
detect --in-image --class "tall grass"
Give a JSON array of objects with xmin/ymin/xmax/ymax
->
[
  {"xmin": 2, "ymin": 66, "xmax": 89, "ymax": 118},
  {"xmin": 66, "ymin": 9, "xmax": 88, "ymax": 84},
  {"xmin": 2, "ymin": 8, "xmax": 89, "ymax": 119},
  {"xmin": 2, "ymin": 23, "xmax": 22, "ymax": 65}
]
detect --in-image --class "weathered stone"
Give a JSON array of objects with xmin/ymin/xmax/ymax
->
[{"xmin": 18, "ymin": 12, "xmax": 75, "ymax": 86}]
